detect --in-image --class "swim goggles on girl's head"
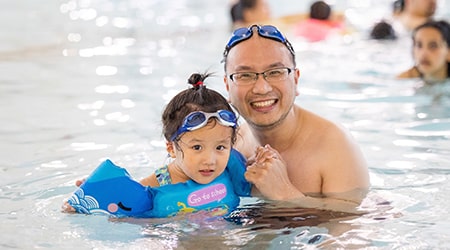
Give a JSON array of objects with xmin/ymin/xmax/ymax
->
[
  {"xmin": 170, "ymin": 110, "xmax": 237, "ymax": 141},
  {"xmin": 223, "ymin": 24, "xmax": 295, "ymax": 58}
]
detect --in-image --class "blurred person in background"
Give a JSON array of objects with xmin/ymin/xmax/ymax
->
[
  {"xmin": 392, "ymin": 0, "xmax": 436, "ymax": 32},
  {"xmin": 293, "ymin": 1, "xmax": 346, "ymax": 42},
  {"xmin": 370, "ymin": 20, "xmax": 397, "ymax": 40},
  {"xmin": 398, "ymin": 20, "xmax": 450, "ymax": 84},
  {"xmin": 230, "ymin": 0, "xmax": 272, "ymax": 29}
]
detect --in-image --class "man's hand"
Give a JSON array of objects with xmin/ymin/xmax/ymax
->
[{"xmin": 245, "ymin": 145, "xmax": 305, "ymax": 200}]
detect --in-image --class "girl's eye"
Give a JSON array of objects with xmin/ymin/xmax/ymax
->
[
  {"xmin": 192, "ymin": 145, "xmax": 202, "ymax": 150},
  {"xmin": 216, "ymin": 145, "xmax": 226, "ymax": 151}
]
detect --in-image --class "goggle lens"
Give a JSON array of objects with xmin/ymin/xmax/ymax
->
[
  {"xmin": 171, "ymin": 110, "xmax": 237, "ymax": 141},
  {"xmin": 185, "ymin": 112, "xmax": 206, "ymax": 127}
]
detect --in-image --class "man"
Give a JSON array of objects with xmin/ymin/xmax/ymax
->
[{"xmin": 222, "ymin": 25, "xmax": 370, "ymax": 208}]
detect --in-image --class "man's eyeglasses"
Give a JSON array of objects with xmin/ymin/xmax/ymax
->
[
  {"xmin": 171, "ymin": 110, "xmax": 237, "ymax": 141},
  {"xmin": 223, "ymin": 25, "xmax": 295, "ymax": 58},
  {"xmin": 229, "ymin": 67, "xmax": 293, "ymax": 86}
]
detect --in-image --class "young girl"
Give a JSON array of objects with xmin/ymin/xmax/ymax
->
[
  {"xmin": 398, "ymin": 20, "xmax": 450, "ymax": 83},
  {"xmin": 65, "ymin": 72, "xmax": 252, "ymax": 218},
  {"xmin": 137, "ymin": 72, "xmax": 252, "ymax": 217}
]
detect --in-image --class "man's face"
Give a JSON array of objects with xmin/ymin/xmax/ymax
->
[{"xmin": 224, "ymin": 35, "xmax": 299, "ymax": 129}]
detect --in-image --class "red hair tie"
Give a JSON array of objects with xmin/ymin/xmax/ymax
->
[{"xmin": 193, "ymin": 81, "xmax": 203, "ymax": 87}]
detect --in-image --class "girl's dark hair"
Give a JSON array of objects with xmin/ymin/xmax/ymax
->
[
  {"xmin": 162, "ymin": 72, "xmax": 237, "ymax": 144},
  {"xmin": 413, "ymin": 20, "xmax": 450, "ymax": 47}
]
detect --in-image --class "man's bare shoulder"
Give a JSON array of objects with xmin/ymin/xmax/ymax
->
[
  {"xmin": 299, "ymin": 107, "xmax": 346, "ymax": 139},
  {"xmin": 299, "ymin": 106, "xmax": 366, "ymax": 166},
  {"xmin": 299, "ymin": 107, "xmax": 369, "ymax": 195},
  {"xmin": 307, "ymin": 110, "xmax": 361, "ymax": 154},
  {"xmin": 286, "ymin": 107, "xmax": 353, "ymax": 165}
]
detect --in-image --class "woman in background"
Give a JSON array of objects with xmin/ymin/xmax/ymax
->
[{"xmin": 398, "ymin": 20, "xmax": 450, "ymax": 84}]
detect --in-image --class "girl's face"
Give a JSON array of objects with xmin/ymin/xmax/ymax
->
[
  {"xmin": 172, "ymin": 121, "xmax": 233, "ymax": 184},
  {"xmin": 413, "ymin": 27, "xmax": 450, "ymax": 79}
]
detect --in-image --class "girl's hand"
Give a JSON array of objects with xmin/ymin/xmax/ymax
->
[{"xmin": 61, "ymin": 178, "xmax": 85, "ymax": 213}]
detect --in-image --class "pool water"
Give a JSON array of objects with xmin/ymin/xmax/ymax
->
[{"xmin": 1, "ymin": 0, "xmax": 449, "ymax": 249}]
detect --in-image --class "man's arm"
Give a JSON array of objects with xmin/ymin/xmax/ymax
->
[
  {"xmin": 246, "ymin": 157, "xmax": 367, "ymax": 213},
  {"xmin": 245, "ymin": 140, "xmax": 370, "ymax": 212},
  {"xmin": 320, "ymin": 125, "xmax": 370, "ymax": 202}
]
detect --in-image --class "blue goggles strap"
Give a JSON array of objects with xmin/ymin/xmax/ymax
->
[
  {"xmin": 223, "ymin": 25, "xmax": 295, "ymax": 58},
  {"xmin": 170, "ymin": 110, "xmax": 237, "ymax": 141}
]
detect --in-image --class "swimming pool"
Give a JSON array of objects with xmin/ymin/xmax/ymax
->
[{"xmin": 1, "ymin": 0, "xmax": 449, "ymax": 249}]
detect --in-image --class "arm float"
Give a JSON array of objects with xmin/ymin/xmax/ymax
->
[
  {"xmin": 67, "ymin": 149, "xmax": 251, "ymax": 218},
  {"xmin": 67, "ymin": 159, "xmax": 154, "ymax": 217}
]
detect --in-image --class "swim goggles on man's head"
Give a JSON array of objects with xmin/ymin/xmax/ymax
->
[
  {"xmin": 223, "ymin": 24, "xmax": 295, "ymax": 58},
  {"xmin": 171, "ymin": 110, "xmax": 237, "ymax": 141}
]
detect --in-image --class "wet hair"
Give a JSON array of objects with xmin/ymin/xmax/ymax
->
[
  {"xmin": 370, "ymin": 20, "xmax": 397, "ymax": 40},
  {"xmin": 310, "ymin": 1, "xmax": 331, "ymax": 20},
  {"xmin": 230, "ymin": 0, "xmax": 258, "ymax": 23},
  {"xmin": 162, "ymin": 72, "xmax": 238, "ymax": 144},
  {"xmin": 413, "ymin": 20, "xmax": 450, "ymax": 47}
]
